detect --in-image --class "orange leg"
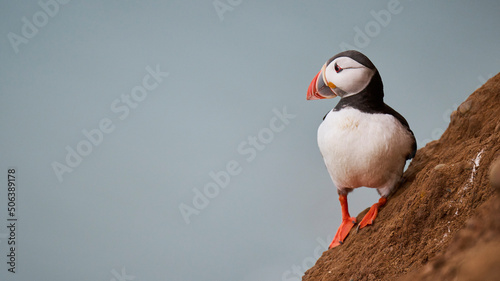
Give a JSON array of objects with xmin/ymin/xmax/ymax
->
[
  {"xmin": 329, "ymin": 194, "xmax": 357, "ymax": 249},
  {"xmin": 358, "ymin": 197, "xmax": 387, "ymax": 229}
]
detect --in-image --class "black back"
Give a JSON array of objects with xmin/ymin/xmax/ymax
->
[{"xmin": 323, "ymin": 51, "xmax": 417, "ymax": 159}]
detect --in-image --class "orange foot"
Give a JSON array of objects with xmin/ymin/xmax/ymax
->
[
  {"xmin": 358, "ymin": 197, "xmax": 387, "ymax": 229},
  {"xmin": 329, "ymin": 216, "xmax": 356, "ymax": 248},
  {"xmin": 329, "ymin": 194, "xmax": 357, "ymax": 249}
]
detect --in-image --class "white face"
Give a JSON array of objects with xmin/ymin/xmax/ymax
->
[{"xmin": 323, "ymin": 56, "xmax": 376, "ymax": 97}]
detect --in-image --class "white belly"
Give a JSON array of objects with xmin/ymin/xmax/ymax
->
[{"xmin": 317, "ymin": 108, "xmax": 413, "ymax": 195}]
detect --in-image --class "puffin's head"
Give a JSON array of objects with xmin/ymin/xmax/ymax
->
[{"xmin": 307, "ymin": 50, "xmax": 379, "ymax": 100}]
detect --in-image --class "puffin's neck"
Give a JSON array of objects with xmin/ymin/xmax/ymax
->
[{"xmin": 333, "ymin": 71, "xmax": 385, "ymax": 113}]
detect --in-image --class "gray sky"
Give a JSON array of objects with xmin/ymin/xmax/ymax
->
[{"xmin": 0, "ymin": 1, "xmax": 499, "ymax": 280}]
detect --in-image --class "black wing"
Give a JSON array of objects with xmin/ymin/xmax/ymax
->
[{"xmin": 382, "ymin": 104, "xmax": 417, "ymax": 160}]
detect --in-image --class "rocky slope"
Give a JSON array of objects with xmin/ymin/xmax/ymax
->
[{"xmin": 303, "ymin": 73, "xmax": 500, "ymax": 281}]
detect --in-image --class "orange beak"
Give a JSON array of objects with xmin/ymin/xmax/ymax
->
[{"xmin": 306, "ymin": 65, "xmax": 337, "ymax": 100}]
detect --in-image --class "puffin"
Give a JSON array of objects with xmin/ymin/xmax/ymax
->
[{"xmin": 306, "ymin": 50, "xmax": 417, "ymax": 249}]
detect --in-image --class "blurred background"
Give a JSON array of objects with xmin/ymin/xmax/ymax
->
[{"xmin": 0, "ymin": 1, "xmax": 499, "ymax": 280}]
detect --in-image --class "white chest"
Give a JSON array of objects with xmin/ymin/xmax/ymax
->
[{"xmin": 317, "ymin": 108, "xmax": 413, "ymax": 191}]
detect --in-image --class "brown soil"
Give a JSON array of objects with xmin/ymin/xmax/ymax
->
[{"xmin": 302, "ymin": 73, "xmax": 500, "ymax": 281}]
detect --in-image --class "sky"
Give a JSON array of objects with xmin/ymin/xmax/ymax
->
[{"xmin": 0, "ymin": 1, "xmax": 499, "ymax": 280}]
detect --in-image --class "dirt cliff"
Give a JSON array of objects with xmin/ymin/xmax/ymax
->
[{"xmin": 303, "ymin": 73, "xmax": 500, "ymax": 281}]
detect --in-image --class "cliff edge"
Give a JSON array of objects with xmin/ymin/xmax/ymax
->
[{"xmin": 303, "ymin": 73, "xmax": 500, "ymax": 281}]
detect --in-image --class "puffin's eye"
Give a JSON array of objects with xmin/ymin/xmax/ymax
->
[{"xmin": 334, "ymin": 63, "xmax": 343, "ymax": 73}]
